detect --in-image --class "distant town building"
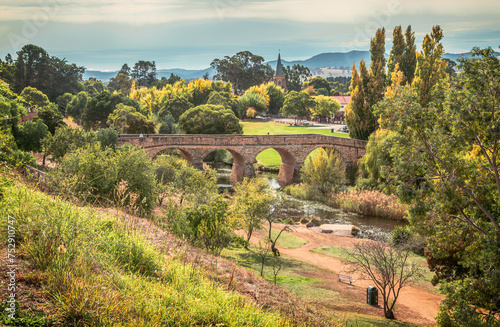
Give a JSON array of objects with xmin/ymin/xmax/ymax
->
[
  {"xmin": 332, "ymin": 95, "xmax": 351, "ymax": 123},
  {"xmin": 273, "ymin": 53, "xmax": 286, "ymax": 92}
]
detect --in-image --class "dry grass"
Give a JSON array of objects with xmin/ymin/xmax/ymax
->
[{"xmin": 332, "ymin": 190, "xmax": 408, "ymax": 221}]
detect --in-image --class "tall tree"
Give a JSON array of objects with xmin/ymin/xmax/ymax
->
[
  {"xmin": 402, "ymin": 26, "xmax": 417, "ymax": 85},
  {"xmin": 15, "ymin": 45, "xmax": 84, "ymax": 101},
  {"xmin": 283, "ymin": 64, "xmax": 312, "ymax": 92},
  {"xmin": 368, "ymin": 28, "xmax": 386, "ymax": 108},
  {"xmin": 211, "ymin": 51, "xmax": 273, "ymax": 94},
  {"xmin": 413, "ymin": 26, "xmax": 447, "ymax": 107},
  {"xmin": 131, "ymin": 60, "xmax": 157, "ymax": 87},
  {"xmin": 345, "ymin": 61, "xmax": 376, "ymax": 140},
  {"xmin": 386, "ymin": 26, "xmax": 405, "ymax": 86},
  {"xmin": 119, "ymin": 63, "xmax": 131, "ymax": 76},
  {"xmin": 376, "ymin": 47, "xmax": 500, "ymax": 326}
]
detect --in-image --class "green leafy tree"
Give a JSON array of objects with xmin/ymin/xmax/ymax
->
[
  {"xmin": 56, "ymin": 93, "xmax": 74, "ymax": 115},
  {"xmin": 307, "ymin": 76, "xmax": 331, "ymax": 93},
  {"xmin": 211, "ymin": 51, "xmax": 274, "ymax": 94},
  {"xmin": 65, "ymin": 91, "xmax": 88, "ymax": 122},
  {"xmin": 265, "ymin": 82, "xmax": 285, "ymax": 115},
  {"xmin": 37, "ymin": 104, "xmax": 66, "ymax": 135},
  {"xmin": 158, "ymin": 113, "xmax": 179, "ymax": 134},
  {"xmin": 17, "ymin": 119, "xmax": 49, "ymax": 153},
  {"xmin": 108, "ymin": 73, "xmax": 133, "ymax": 95},
  {"xmin": 107, "ymin": 103, "xmax": 155, "ymax": 134},
  {"xmin": 283, "ymin": 64, "xmax": 312, "ymax": 92},
  {"xmin": 184, "ymin": 196, "xmax": 235, "ymax": 255},
  {"xmin": 20, "ymin": 86, "xmax": 50, "ymax": 110},
  {"xmin": 356, "ymin": 129, "xmax": 398, "ymax": 191},
  {"xmin": 281, "ymin": 91, "xmax": 314, "ymax": 124},
  {"xmin": 230, "ymin": 178, "xmax": 275, "ymax": 242},
  {"xmin": 158, "ymin": 95, "xmax": 193, "ymax": 122},
  {"xmin": 96, "ymin": 128, "xmax": 118, "ymax": 149},
  {"xmin": 131, "ymin": 60, "xmax": 157, "ymax": 87},
  {"xmin": 15, "ymin": 44, "xmax": 84, "ymax": 101},
  {"xmin": 376, "ymin": 48, "xmax": 500, "ymax": 326},
  {"xmin": 83, "ymin": 78, "xmax": 107, "ymax": 97},
  {"xmin": 301, "ymin": 148, "xmax": 345, "ymax": 195},
  {"xmin": 311, "ymin": 95, "xmax": 340, "ymax": 122},
  {"xmin": 119, "ymin": 63, "xmax": 131, "ymax": 76},
  {"xmin": 237, "ymin": 92, "xmax": 267, "ymax": 117},
  {"xmin": 82, "ymin": 91, "xmax": 140, "ymax": 130},
  {"xmin": 179, "ymin": 104, "xmax": 242, "ymax": 134},
  {"xmin": 42, "ymin": 125, "xmax": 96, "ymax": 162}
]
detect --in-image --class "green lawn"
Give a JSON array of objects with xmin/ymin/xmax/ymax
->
[
  {"xmin": 266, "ymin": 228, "xmax": 308, "ymax": 249},
  {"xmin": 243, "ymin": 121, "xmax": 349, "ymax": 169},
  {"xmin": 242, "ymin": 121, "xmax": 350, "ymax": 137}
]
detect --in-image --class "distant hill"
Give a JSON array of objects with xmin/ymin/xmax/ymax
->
[{"xmin": 84, "ymin": 51, "xmax": 500, "ymax": 82}]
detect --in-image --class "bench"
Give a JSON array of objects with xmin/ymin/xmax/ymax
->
[{"xmin": 337, "ymin": 273, "xmax": 356, "ymax": 284}]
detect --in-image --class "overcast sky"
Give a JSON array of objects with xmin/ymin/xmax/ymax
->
[{"xmin": 0, "ymin": 0, "xmax": 499, "ymax": 70}]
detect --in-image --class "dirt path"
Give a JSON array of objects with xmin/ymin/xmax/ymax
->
[{"xmin": 251, "ymin": 224, "xmax": 444, "ymax": 326}]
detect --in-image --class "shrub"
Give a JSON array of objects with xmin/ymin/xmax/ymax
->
[{"xmin": 50, "ymin": 144, "xmax": 157, "ymax": 213}]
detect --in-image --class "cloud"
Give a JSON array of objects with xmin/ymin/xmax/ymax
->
[{"xmin": 1, "ymin": 0, "xmax": 499, "ymax": 28}]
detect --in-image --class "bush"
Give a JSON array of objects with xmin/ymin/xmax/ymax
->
[{"xmin": 49, "ymin": 144, "xmax": 157, "ymax": 214}]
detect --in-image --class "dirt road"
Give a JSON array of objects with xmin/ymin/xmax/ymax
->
[{"xmin": 251, "ymin": 224, "xmax": 444, "ymax": 326}]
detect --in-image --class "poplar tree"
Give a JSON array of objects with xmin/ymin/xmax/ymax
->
[
  {"xmin": 345, "ymin": 60, "xmax": 376, "ymax": 140},
  {"xmin": 386, "ymin": 26, "xmax": 405, "ymax": 86},
  {"xmin": 413, "ymin": 25, "xmax": 447, "ymax": 107},
  {"xmin": 402, "ymin": 26, "xmax": 417, "ymax": 85},
  {"xmin": 368, "ymin": 28, "xmax": 386, "ymax": 108}
]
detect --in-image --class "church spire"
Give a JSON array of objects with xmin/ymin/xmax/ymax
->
[
  {"xmin": 275, "ymin": 53, "xmax": 284, "ymax": 77},
  {"xmin": 273, "ymin": 52, "xmax": 286, "ymax": 91}
]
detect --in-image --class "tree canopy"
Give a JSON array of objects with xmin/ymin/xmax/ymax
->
[
  {"xmin": 211, "ymin": 51, "xmax": 273, "ymax": 94},
  {"xmin": 376, "ymin": 47, "xmax": 500, "ymax": 326},
  {"xmin": 178, "ymin": 104, "xmax": 242, "ymax": 134}
]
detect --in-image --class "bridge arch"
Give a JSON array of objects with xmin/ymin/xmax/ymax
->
[
  {"xmin": 152, "ymin": 147, "xmax": 195, "ymax": 165},
  {"xmin": 199, "ymin": 147, "xmax": 250, "ymax": 183}
]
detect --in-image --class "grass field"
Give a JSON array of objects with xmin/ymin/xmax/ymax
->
[{"xmin": 242, "ymin": 121, "xmax": 349, "ymax": 170}]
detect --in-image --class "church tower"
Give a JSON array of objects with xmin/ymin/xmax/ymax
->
[{"xmin": 273, "ymin": 53, "xmax": 286, "ymax": 91}]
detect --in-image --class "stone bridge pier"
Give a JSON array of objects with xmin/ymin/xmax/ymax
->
[{"xmin": 117, "ymin": 134, "xmax": 367, "ymax": 186}]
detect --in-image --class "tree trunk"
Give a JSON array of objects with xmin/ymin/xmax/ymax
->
[{"xmin": 385, "ymin": 310, "xmax": 395, "ymax": 319}]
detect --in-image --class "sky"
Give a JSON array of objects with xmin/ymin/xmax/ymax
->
[{"xmin": 0, "ymin": 0, "xmax": 499, "ymax": 71}]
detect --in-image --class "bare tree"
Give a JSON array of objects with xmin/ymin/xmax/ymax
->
[
  {"xmin": 270, "ymin": 255, "xmax": 283, "ymax": 285},
  {"xmin": 344, "ymin": 241, "xmax": 423, "ymax": 319}
]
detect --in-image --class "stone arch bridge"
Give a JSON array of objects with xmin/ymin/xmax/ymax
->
[{"xmin": 117, "ymin": 134, "xmax": 367, "ymax": 185}]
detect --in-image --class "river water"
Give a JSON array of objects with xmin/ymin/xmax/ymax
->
[{"xmin": 215, "ymin": 165, "xmax": 406, "ymax": 238}]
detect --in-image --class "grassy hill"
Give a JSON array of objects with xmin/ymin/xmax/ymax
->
[{"xmin": 0, "ymin": 172, "xmax": 295, "ymax": 326}]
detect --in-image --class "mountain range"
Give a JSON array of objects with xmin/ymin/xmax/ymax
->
[{"xmin": 84, "ymin": 51, "xmax": 498, "ymax": 83}]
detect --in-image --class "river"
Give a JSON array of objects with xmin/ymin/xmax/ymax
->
[{"xmin": 215, "ymin": 165, "xmax": 406, "ymax": 238}]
